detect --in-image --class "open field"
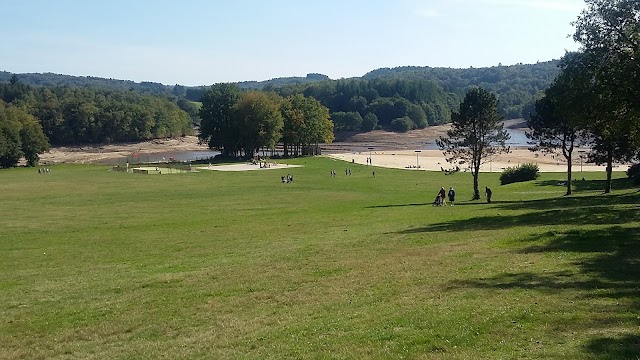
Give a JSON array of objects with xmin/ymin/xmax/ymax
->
[{"xmin": 1, "ymin": 158, "xmax": 639, "ymax": 359}]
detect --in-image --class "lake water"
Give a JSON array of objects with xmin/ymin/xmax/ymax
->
[
  {"xmin": 423, "ymin": 126, "xmax": 530, "ymax": 150},
  {"xmin": 109, "ymin": 150, "xmax": 221, "ymax": 164}
]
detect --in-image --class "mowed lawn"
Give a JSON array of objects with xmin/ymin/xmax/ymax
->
[{"xmin": 1, "ymin": 158, "xmax": 638, "ymax": 359}]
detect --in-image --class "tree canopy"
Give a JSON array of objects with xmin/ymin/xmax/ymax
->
[
  {"xmin": 437, "ymin": 87, "xmax": 510, "ymax": 200},
  {"xmin": 0, "ymin": 100, "xmax": 49, "ymax": 167}
]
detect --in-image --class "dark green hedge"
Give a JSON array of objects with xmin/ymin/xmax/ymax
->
[{"xmin": 500, "ymin": 163, "xmax": 540, "ymax": 185}]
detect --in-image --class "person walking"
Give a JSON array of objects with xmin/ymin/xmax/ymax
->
[
  {"xmin": 448, "ymin": 187, "xmax": 455, "ymax": 205},
  {"xmin": 439, "ymin": 186, "xmax": 447, "ymax": 206},
  {"xmin": 485, "ymin": 186, "xmax": 492, "ymax": 203}
]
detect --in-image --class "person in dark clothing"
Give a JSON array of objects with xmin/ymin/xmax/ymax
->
[
  {"xmin": 448, "ymin": 187, "xmax": 455, "ymax": 205},
  {"xmin": 485, "ymin": 186, "xmax": 492, "ymax": 203}
]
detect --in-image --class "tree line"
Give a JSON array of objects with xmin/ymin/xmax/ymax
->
[
  {"xmin": 0, "ymin": 77, "xmax": 194, "ymax": 167},
  {"xmin": 267, "ymin": 78, "xmax": 459, "ymax": 132},
  {"xmin": 0, "ymin": 79, "xmax": 192, "ymax": 145},
  {"xmin": 0, "ymin": 100, "xmax": 49, "ymax": 168},
  {"xmin": 362, "ymin": 61, "xmax": 560, "ymax": 119},
  {"xmin": 198, "ymin": 83, "xmax": 333, "ymax": 158},
  {"xmin": 527, "ymin": 0, "xmax": 639, "ymax": 194}
]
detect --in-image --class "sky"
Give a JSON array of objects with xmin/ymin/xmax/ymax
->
[{"xmin": 1, "ymin": 0, "xmax": 586, "ymax": 86}]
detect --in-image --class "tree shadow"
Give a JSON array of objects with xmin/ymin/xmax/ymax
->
[
  {"xmin": 448, "ymin": 226, "xmax": 640, "ymax": 358},
  {"xmin": 584, "ymin": 334, "xmax": 640, "ymax": 360},
  {"xmin": 397, "ymin": 205, "xmax": 639, "ymax": 234},
  {"xmin": 535, "ymin": 178, "xmax": 635, "ymax": 192},
  {"xmin": 493, "ymin": 193, "xmax": 640, "ymax": 211},
  {"xmin": 368, "ymin": 202, "xmax": 431, "ymax": 209}
]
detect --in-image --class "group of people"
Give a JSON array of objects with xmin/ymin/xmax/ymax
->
[
  {"xmin": 38, "ymin": 168, "xmax": 51, "ymax": 174},
  {"xmin": 433, "ymin": 186, "xmax": 493, "ymax": 205},
  {"xmin": 433, "ymin": 186, "xmax": 456, "ymax": 206},
  {"xmin": 281, "ymin": 174, "xmax": 294, "ymax": 183}
]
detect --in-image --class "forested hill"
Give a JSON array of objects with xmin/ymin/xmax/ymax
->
[
  {"xmin": 0, "ymin": 71, "xmax": 172, "ymax": 95},
  {"xmin": 363, "ymin": 61, "xmax": 561, "ymax": 118},
  {"xmin": 2, "ymin": 60, "xmax": 560, "ymax": 119}
]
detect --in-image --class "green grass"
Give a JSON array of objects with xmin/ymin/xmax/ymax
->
[{"xmin": 1, "ymin": 158, "xmax": 638, "ymax": 359}]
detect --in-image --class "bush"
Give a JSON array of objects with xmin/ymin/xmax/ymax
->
[
  {"xmin": 500, "ymin": 163, "xmax": 540, "ymax": 185},
  {"xmin": 389, "ymin": 117, "xmax": 413, "ymax": 132},
  {"xmin": 627, "ymin": 163, "xmax": 640, "ymax": 185}
]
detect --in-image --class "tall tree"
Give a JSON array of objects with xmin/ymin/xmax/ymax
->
[
  {"xmin": 281, "ymin": 94, "xmax": 333, "ymax": 156},
  {"xmin": 0, "ymin": 101, "xmax": 49, "ymax": 168},
  {"xmin": 233, "ymin": 91, "xmax": 284, "ymax": 157},
  {"xmin": 527, "ymin": 53, "xmax": 587, "ymax": 195},
  {"xmin": 437, "ymin": 87, "xmax": 510, "ymax": 199},
  {"xmin": 198, "ymin": 83, "xmax": 242, "ymax": 157},
  {"xmin": 573, "ymin": 0, "xmax": 640, "ymax": 192}
]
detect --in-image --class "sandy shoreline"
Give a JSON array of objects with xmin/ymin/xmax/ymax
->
[
  {"xmin": 324, "ymin": 148, "xmax": 620, "ymax": 173},
  {"xmin": 37, "ymin": 124, "xmax": 629, "ymax": 173},
  {"xmin": 39, "ymin": 136, "xmax": 211, "ymax": 165}
]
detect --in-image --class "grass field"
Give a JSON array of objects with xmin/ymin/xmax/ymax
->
[{"xmin": 1, "ymin": 158, "xmax": 639, "ymax": 359}]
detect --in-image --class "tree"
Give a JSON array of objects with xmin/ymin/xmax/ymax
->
[
  {"xmin": 572, "ymin": 0, "xmax": 640, "ymax": 192},
  {"xmin": 361, "ymin": 113, "xmax": 378, "ymax": 131},
  {"xmin": 331, "ymin": 112, "xmax": 363, "ymax": 132},
  {"xmin": 390, "ymin": 117, "xmax": 413, "ymax": 132},
  {"xmin": 198, "ymin": 83, "xmax": 242, "ymax": 157},
  {"xmin": 527, "ymin": 53, "xmax": 587, "ymax": 195},
  {"xmin": 0, "ymin": 101, "xmax": 49, "ymax": 168},
  {"xmin": 437, "ymin": 87, "xmax": 510, "ymax": 200},
  {"xmin": 281, "ymin": 94, "xmax": 333, "ymax": 156},
  {"xmin": 233, "ymin": 91, "xmax": 283, "ymax": 157}
]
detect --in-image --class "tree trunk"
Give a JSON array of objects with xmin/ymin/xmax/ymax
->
[
  {"xmin": 472, "ymin": 171, "xmax": 480, "ymax": 200},
  {"xmin": 605, "ymin": 148, "xmax": 613, "ymax": 194},
  {"xmin": 566, "ymin": 159, "xmax": 572, "ymax": 196}
]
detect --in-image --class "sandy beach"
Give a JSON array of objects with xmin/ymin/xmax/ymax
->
[
  {"xmin": 324, "ymin": 148, "xmax": 618, "ymax": 173},
  {"xmin": 37, "ymin": 123, "xmax": 630, "ymax": 174}
]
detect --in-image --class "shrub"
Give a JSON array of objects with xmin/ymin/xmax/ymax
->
[
  {"xmin": 500, "ymin": 163, "xmax": 540, "ymax": 185},
  {"xmin": 627, "ymin": 163, "xmax": 640, "ymax": 185},
  {"xmin": 390, "ymin": 117, "xmax": 413, "ymax": 132}
]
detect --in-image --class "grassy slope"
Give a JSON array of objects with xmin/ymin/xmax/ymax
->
[{"xmin": 0, "ymin": 159, "xmax": 638, "ymax": 359}]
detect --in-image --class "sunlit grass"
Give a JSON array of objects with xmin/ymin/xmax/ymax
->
[{"xmin": 0, "ymin": 159, "xmax": 638, "ymax": 359}]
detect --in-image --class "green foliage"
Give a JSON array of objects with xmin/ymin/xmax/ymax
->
[
  {"xmin": 500, "ymin": 163, "xmax": 540, "ymax": 185},
  {"xmin": 0, "ymin": 101, "xmax": 49, "ymax": 168},
  {"xmin": 363, "ymin": 61, "xmax": 560, "ymax": 118},
  {"xmin": 0, "ymin": 82, "xmax": 192, "ymax": 146},
  {"xmin": 361, "ymin": 113, "xmax": 378, "ymax": 132},
  {"xmin": 569, "ymin": 0, "xmax": 640, "ymax": 193},
  {"xmin": 331, "ymin": 111, "xmax": 363, "ymax": 132},
  {"xmin": 389, "ymin": 116, "xmax": 413, "ymax": 132},
  {"xmin": 233, "ymin": 91, "xmax": 284, "ymax": 156},
  {"xmin": 281, "ymin": 94, "xmax": 333, "ymax": 156},
  {"xmin": 274, "ymin": 78, "xmax": 457, "ymax": 131},
  {"xmin": 437, "ymin": 87, "xmax": 510, "ymax": 199},
  {"xmin": 627, "ymin": 163, "xmax": 640, "ymax": 185},
  {"xmin": 198, "ymin": 83, "xmax": 242, "ymax": 156}
]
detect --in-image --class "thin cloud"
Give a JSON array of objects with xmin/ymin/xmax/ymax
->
[
  {"xmin": 415, "ymin": 8, "xmax": 440, "ymax": 18},
  {"xmin": 480, "ymin": 0, "xmax": 584, "ymax": 13}
]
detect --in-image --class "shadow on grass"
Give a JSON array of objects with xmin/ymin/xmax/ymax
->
[
  {"xmin": 535, "ymin": 177, "xmax": 635, "ymax": 192},
  {"xmin": 448, "ymin": 226, "xmax": 640, "ymax": 358},
  {"xmin": 398, "ymin": 205, "xmax": 639, "ymax": 234},
  {"xmin": 368, "ymin": 202, "xmax": 431, "ymax": 209},
  {"xmin": 585, "ymin": 334, "xmax": 640, "ymax": 360}
]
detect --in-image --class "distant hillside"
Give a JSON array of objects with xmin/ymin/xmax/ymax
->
[
  {"xmin": 0, "ymin": 71, "xmax": 172, "ymax": 95},
  {"xmin": 236, "ymin": 73, "xmax": 330, "ymax": 90},
  {"xmin": 363, "ymin": 61, "xmax": 560, "ymax": 118},
  {"xmin": 2, "ymin": 61, "xmax": 560, "ymax": 119},
  {"xmin": 363, "ymin": 61, "xmax": 560, "ymax": 92},
  {"xmin": 0, "ymin": 71, "xmax": 333, "ymax": 102}
]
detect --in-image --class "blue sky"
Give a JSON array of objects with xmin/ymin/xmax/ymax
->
[{"xmin": 1, "ymin": 0, "xmax": 585, "ymax": 86}]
